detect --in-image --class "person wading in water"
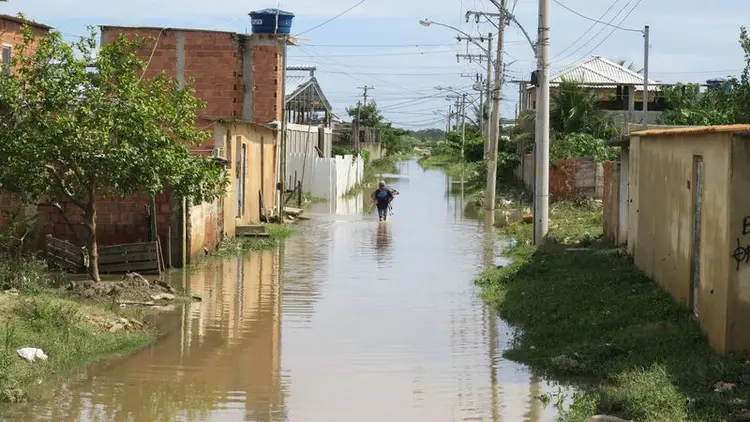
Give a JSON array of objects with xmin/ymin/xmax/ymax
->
[{"xmin": 371, "ymin": 181, "xmax": 395, "ymax": 222}]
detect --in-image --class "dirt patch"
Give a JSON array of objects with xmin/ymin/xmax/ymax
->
[
  {"xmin": 65, "ymin": 272, "xmax": 180, "ymax": 304},
  {"xmin": 84, "ymin": 314, "xmax": 147, "ymax": 333}
]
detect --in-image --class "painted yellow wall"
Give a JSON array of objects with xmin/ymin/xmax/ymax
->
[
  {"xmin": 728, "ymin": 134, "xmax": 750, "ymax": 351},
  {"xmin": 627, "ymin": 136, "xmax": 640, "ymax": 257},
  {"xmin": 218, "ymin": 122, "xmax": 277, "ymax": 235},
  {"xmin": 634, "ymin": 131, "xmax": 731, "ymax": 352}
]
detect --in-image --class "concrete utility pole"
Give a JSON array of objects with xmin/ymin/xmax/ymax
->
[
  {"xmin": 354, "ymin": 85, "xmax": 373, "ymax": 155},
  {"xmin": 455, "ymin": 34, "xmax": 493, "ymax": 159},
  {"xmin": 358, "ymin": 85, "xmax": 374, "ymax": 106},
  {"xmin": 461, "ymin": 92, "xmax": 467, "ymax": 161},
  {"xmin": 485, "ymin": 0, "xmax": 508, "ymax": 215},
  {"xmin": 533, "ymin": 0, "xmax": 550, "ymax": 244},
  {"xmin": 642, "ymin": 25, "xmax": 650, "ymax": 129}
]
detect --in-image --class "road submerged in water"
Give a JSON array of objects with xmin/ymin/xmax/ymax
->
[{"xmin": 14, "ymin": 159, "xmax": 566, "ymax": 422}]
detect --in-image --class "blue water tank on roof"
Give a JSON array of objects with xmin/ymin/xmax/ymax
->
[{"xmin": 249, "ymin": 8, "xmax": 295, "ymax": 35}]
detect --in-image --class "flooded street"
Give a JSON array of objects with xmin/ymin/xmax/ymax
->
[{"xmin": 15, "ymin": 160, "xmax": 563, "ymax": 422}]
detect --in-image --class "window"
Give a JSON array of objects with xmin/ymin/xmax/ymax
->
[{"xmin": 2, "ymin": 45, "xmax": 11, "ymax": 76}]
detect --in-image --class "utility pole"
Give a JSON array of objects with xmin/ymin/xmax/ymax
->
[
  {"xmin": 642, "ymin": 25, "xmax": 649, "ymax": 129},
  {"xmin": 354, "ymin": 85, "xmax": 374, "ymax": 156},
  {"xmin": 446, "ymin": 105, "xmax": 452, "ymax": 133},
  {"xmin": 358, "ymin": 85, "xmax": 374, "ymax": 106},
  {"xmin": 485, "ymin": 0, "xmax": 507, "ymax": 215},
  {"xmin": 533, "ymin": 0, "xmax": 550, "ymax": 244},
  {"xmin": 461, "ymin": 92, "xmax": 467, "ymax": 161},
  {"xmin": 456, "ymin": 33, "xmax": 493, "ymax": 157}
]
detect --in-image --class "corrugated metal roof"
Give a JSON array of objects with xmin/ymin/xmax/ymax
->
[
  {"xmin": 552, "ymin": 56, "xmax": 659, "ymax": 90},
  {"xmin": 285, "ymin": 73, "xmax": 311, "ymax": 99}
]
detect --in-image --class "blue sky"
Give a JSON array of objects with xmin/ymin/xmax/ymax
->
[{"xmin": 4, "ymin": 0, "xmax": 749, "ymax": 129}]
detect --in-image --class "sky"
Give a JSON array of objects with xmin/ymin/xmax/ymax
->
[{"xmin": 3, "ymin": 0, "xmax": 749, "ymax": 129}]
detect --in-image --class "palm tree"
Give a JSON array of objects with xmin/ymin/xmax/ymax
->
[
  {"xmin": 550, "ymin": 79, "xmax": 616, "ymax": 139},
  {"xmin": 614, "ymin": 58, "xmax": 644, "ymax": 74}
]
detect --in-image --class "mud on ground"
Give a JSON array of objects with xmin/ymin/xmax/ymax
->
[{"xmin": 64, "ymin": 272, "xmax": 181, "ymax": 304}]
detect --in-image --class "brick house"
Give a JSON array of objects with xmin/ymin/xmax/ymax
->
[
  {"xmin": 0, "ymin": 21, "xmax": 293, "ymax": 269},
  {"xmin": 0, "ymin": 14, "xmax": 52, "ymax": 73}
]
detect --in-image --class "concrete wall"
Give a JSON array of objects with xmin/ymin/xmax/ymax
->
[
  {"xmin": 633, "ymin": 131, "xmax": 731, "ymax": 352},
  {"xmin": 602, "ymin": 161, "xmax": 620, "ymax": 243},
  {"xmin": 728, "ymin": 134, "xmax": 750, "ymax": 351}
]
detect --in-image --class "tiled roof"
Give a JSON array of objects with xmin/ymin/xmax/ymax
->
[{"xmin": 551, "ymin": 56, "xmax": 658, "ymax": 90}]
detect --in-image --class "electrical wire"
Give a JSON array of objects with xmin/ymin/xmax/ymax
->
[
  {"xmin": 551, "ymin": 0, "xmax": 633, "ymax": 65},
  {"xmin": 553, "ymin": 0, "xmax": 641, "ymax": 33},
  {"xmin": 550, "ymin": 0, "xmax": 620, "ymax": 60},
  {"xmin": 295, "ymin": 0, "xmax": 367, "ymax": 37},
  {"xmin": 572, "ymin": 0, "xmax": 644, "ymax": 63}
]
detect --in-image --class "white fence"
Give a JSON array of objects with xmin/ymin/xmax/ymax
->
[
  {"xmin": 286, "ymin": 123, "xmax": 333, "ymax": 158},
  {"xmin": 287, "ymin": 152, "xmax": 364, "ymax": 200}
]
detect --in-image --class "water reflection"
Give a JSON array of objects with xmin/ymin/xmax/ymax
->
[
  {"xmin": 15, "ymin": 159, "xmax": 569, "ymax": 422},
  {"xmin": 15, "ymin": 250, "xmax": 285, "ymax": 422}
]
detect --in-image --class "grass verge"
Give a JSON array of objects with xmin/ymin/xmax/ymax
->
[
  {"xmin": 212, "ymin": 223, "xmax": 295, "ymax": 257},
  {"xmin": 0, "ymin": 259, "xmax": 154, "ymax": 414},
  {"xmin": 476, "ymin": 202, "xmax": 750, "ymax": 422}
]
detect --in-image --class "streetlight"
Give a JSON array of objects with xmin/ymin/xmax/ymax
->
[{"xmin": 419, "ymin": 19, "xmax": 490, "ymax": 56}]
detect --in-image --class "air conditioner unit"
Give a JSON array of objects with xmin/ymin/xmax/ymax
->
[{"xmin": 213, "ymin": 147, "xmax": 223, "ymax": 158}]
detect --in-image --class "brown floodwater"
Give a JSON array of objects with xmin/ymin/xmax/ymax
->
[{"xmin": 12, "ymin": 160, "xmax": 568, "ymax": 421}]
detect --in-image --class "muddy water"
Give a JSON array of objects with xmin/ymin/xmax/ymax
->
[{"xmin": 15, "ymin": 160, "xmax": 565, "ymax": 422}]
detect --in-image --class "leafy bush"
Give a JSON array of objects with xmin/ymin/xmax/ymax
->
[{"xmin": 551, "ymin": 133, "xmax": 619, "ymax": 162}]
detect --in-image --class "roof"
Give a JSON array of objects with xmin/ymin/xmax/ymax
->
[
  {"xmin": 550, "ymin": 56, "xmax": 659, "ymax": 90},
  {"xmin": 98, "ymin": 25, "xmax": 235, "ymax": 35},
  {"xmin": 631, "ymin": 124, "xmax": 750, "ymax": 138},
  {"xmin": 0, "ymin": 14, "xmax": 53, "ymax": 30},
  {"xmin": 284, "ymin": 70, "xmax": 332, "ymax": 112}
]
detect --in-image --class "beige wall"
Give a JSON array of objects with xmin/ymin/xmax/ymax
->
[
  {"xmin": 728, "ymin": 134, "xmax": 750, "ymax": 351},
  {"xmin": 217, "ymin": 122, "xmax": 277, "ymax": 236},
  {"xmin": 634, "ymin": 132, "xmax": 731, "ymax": 352}
]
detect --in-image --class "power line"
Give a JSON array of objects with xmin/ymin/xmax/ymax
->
[
  {"xmin": 550, "ymin": 0, "xmax": 619, "ymax": 60},
  {"xmin": 552, "ymin": 0, "xmax": 634, "ymax": 65},
  {"xmin": 291, "ymin": 49, "xmax": 462, "ymax": 58},
  {"xmin": 574, "ymin": 0, "xmax": 644, "ymax": 63},
  {"xmin": 553, "ymin": 0, "xmax": 641, "ymax": 33},
  {"xmin": 295, "ymin": 0, "xmax": 367, "ymax": 37}
]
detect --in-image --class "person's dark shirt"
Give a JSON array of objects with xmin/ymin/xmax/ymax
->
[{"xmin": 373, "ymin": 187, "xmax": 393, "ymax": 207}]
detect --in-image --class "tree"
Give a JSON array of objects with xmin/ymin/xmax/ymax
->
[
  {"xmin": 549, "ymin": 79, "xmax": 617, "ymax": 139},
  {"xmin": 346, "ymin": 101, "xmax": 384, "ymax": 127},
  {"xmin": 658, "ymin": 26, "xmax": 750, "ymax": 126},
  {"xmin": 0, "ymin": 23, "xmax": 228, "ymax": 281},
  {"xmin": 614, "ymin": 58, "xmax": 643, "ymax": 74}
]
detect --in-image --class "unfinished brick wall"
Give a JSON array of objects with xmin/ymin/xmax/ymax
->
[
  {"xmin": 250, "ymin": 37, "xmax": 284, "ymax": 123},
  {"xmin": 517, "ymin": 154, "xmax": 606, "ymax": 199}
]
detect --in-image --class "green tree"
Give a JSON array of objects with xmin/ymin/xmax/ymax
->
[
  {"xmin": 0, "ymin": 23, "xmax": 228, "ymax": 281},
  {"xmin": 346, "ymin": 102, "xmax": 384, "ymax": 127},
  {"xmin": 658, "ymin": 26, "xmax": 750, "ymax": 125},
  {"xmin": 549, "ymin": 79, "xmax": 617, "ymax": 139}
]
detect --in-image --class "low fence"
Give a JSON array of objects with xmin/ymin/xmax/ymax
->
[
  {"xmin": 286, "ymin": 123, "xmax": 333, "ymax": 158},
  {"xmin": 287, "ymin": 153, "xmax": 364, "ymax": 200},
  {"xmin": 515, "ymin": 153, "xmax": 605, "ymax": 199}
]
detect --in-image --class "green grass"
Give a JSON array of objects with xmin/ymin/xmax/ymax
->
[
  {"xmin": 0, "ymin": 259, "xmax": 154, "ymax": 414},
  {"xmin": 477, "ymin": 203, "xmax": 750, "ymax": 422},
  {"xmin": 212, "ymin": 223, "xmax": 295, "ymax": 257}
]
